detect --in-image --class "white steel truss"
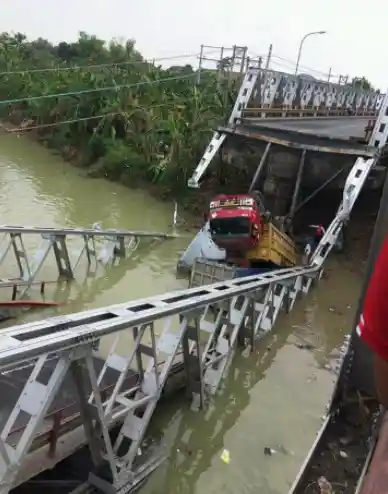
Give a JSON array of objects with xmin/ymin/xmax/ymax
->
[
  {"xmin": 187, "ymin": 66, "xmax": 385, "ymax": 188},
  {"xmin": 0, "ymin": 224, "xmax": 175, "ymax": 299},
  {"xmin": 249, "ymin": 68, "xmax": 382, "ymax": 114},
  {"xmin": 187, "ymin": 66, "xmax": 258, "ymax": 188},
  {"xmin": 0, "ymin": 264, "xmax": 319, "ymax": 493}
]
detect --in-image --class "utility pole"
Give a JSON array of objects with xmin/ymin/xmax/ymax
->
[
  {"xmin": 227, "ymin": 45, "xmax": 237, "ymax": 87},
  {"xmin": 216, "ymin": 46, "xmax": 225, "ymax": 83},
  {"xmin": 196, "ymin": 44, "xmax": 204, "ymax": 84},
  {"xmin": 327, "ymin": 67, "xmax": 332, "ymax": 82},
  {"xmin": 239, "ymin": 46, "xmax": 248, "ymax": 76},
  {"xmin": 265, "ymin": 43, "xmax": 273, "ymax": 70}
]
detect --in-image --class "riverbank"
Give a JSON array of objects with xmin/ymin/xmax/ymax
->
[
  {"xmin": 0, "ymin": 116, "xmax": 233, "ymax": 225},
  {"xmin": 0, "ymin": 32, "xmax": 240, "ymax": 214}
]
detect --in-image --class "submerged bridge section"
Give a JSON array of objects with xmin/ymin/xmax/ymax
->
[{"xmin": 0, "ymin": 224, "xmax": 175, "ymax": 304}]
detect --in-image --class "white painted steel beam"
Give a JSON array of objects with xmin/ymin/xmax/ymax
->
[{"xmin": 0, "ymin": 225, "xmax": 176, "ymax": 238}]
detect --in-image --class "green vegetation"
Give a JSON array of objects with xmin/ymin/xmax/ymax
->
[
  {"xmin": 351, "ymin": 76, "xmax": 374, "ymax": 92},
  {"xmin": 0, "ymin": 32, "xmax": 237, "ymax": 194}
]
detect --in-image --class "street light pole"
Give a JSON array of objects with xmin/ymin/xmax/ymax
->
[{"xmin": 294, "ymin": 30, "xmax": 326, "ymax": 76}]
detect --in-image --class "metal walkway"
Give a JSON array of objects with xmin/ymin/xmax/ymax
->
[{"xmin": 0, "ymin": 224, "xmax": 176, "ymax": 300}]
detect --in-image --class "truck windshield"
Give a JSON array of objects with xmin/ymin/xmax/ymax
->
[{"xmin": 210, "ymin": 217, "xmax": 250, "ymax": 235}]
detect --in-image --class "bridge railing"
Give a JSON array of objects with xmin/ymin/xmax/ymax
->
[
  {"xmin": 241, "ymin": 107, "xmax": 379, "ymax": 119},
  {"xmin": 247, "ymin": 68, "xmax": 383, "ymax": 116}
]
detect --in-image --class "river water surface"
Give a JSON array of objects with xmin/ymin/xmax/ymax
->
[{"xmin": 0, "ymin": 133, "xmax": 370, "ymax": 494}]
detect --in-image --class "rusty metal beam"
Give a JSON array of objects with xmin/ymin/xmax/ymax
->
[{"xmin": 219, "ymin": 125, "xmax": 377, "ymax": 157}]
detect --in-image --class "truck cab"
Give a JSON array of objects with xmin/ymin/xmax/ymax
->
[{"xmin": 208, "ymin": 194, "xmax": 263, "ymax": 256}]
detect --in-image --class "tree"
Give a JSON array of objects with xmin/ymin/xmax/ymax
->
[
  {"xmin": 352, "ymin": 76, "xmax": 374, "ymax": 91},
  {"xmin": 217, "ymin": 57, "xmax": 233, "ymax": 72},
  {"xmin": 0, "ymin": 31, "xmax": 236, "ymax": 192}
]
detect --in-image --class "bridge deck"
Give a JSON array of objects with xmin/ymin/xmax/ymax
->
[
  {"xmin": 220, "ymin": 121, "xmax": 378, "ymax": 156},
  {"xmin": 241, "ymin": 116, "xmax": 372, "ymax": 140}
]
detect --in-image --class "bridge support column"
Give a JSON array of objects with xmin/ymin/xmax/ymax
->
[
  {"xmin": 70, "ymin": 357, "xmax": 109, "ymax": 469},
  {"xmin": 52, "ymin": 235, "xmax": 74, "ymax": 279},
  {"xmin": 248, "ymin": 142, "xmax": 271, "ymax": 192},
  {"xmin": 288, "ymin": 149, "xmax": 307, "ymax": 222},
  {"xmin": 263, "ymin": 149, "xmax": 300, "ymax": 216}
]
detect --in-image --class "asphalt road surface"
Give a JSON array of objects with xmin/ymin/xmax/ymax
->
[{"xmin": 242, "ymin": 117, "xmax": 370, "ymax": 140}]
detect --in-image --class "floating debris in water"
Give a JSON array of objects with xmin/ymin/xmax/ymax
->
[
  {"xmin": 220, "ymin": 449, "xmax": 230, "ymax": 464},
  {"xmin": 339, "ymin": 436, "xmax": 351, "ymax": 446},
  {"xmin": 264, "ymin": 446, "xmax": 276, "ymax": 456},
  {"xmin": 295, "ymin": 343, "xmax": 315, "ymax": 350},
  {"xmin": 317, "ymin": 476, "xmax": 333, "ymax": 494},
  {"xmin": 276, "ymin": 444, "xmax": 292, "ymax": 455}
]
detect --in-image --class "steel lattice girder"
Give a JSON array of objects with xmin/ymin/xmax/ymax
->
[
  {"xmin": 0, "ymin": 224, "xmax": 174, "ymax": 299},
  {"xmin": 246, "ymin": 68, "xmax": 383, "ymax": 113}
]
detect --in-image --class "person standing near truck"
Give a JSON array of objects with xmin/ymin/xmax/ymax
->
[
  {"xmin": 311, "ymin": 224, "xmax": 326, "ymax": 248},
  {"xmin": 302, "ymin": 224, "xmax": 326, "ymax": 264}
]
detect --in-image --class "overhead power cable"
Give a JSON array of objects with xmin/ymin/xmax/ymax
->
[
  {"xmin": 270, "ymin": 55, "xmax": 339, "ymax": 79},
  {"xmin": 0, "ymin": 52, "xmax": 204, "ymax": 77},
  {"xmin": 0, "ymin": 73, "xmax": 199, "ymax": 106},
  {"xmin": 249, "ymin": 52, "xmax": 338, "ymax": 79},
  {"xmin": 0, "ymin": 49, "xmax": 221, "ymax": 77},
  {"xmin": 0, "ymin": 97, "xmax": 219, "ymax": 134}
]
